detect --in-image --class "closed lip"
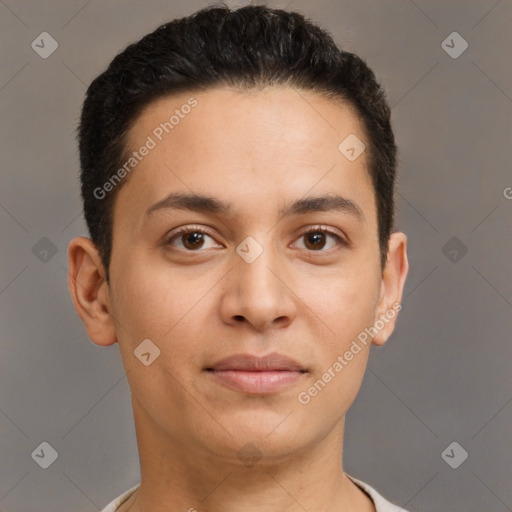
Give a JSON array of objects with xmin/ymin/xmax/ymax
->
[
  {"xmin": 205, "ymin": 352, "xmax": 307, "ymax": 394},
  {"xmin": 206, "ymin": 353, "xmax": 307, "ymax": 372}
]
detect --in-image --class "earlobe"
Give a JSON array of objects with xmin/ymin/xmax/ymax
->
[
  {"xmin": 67, "ymin": 236, "xmax": 117, "ymax": 346},
  {"xmin": 372, "ymin": 232, "xmax": 409, "ymax": 346}
]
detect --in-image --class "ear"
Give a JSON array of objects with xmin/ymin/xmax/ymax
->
[
  {"xmin": 67, "ymin": 236, "xmax": 117, "ymax": 346},
  {"xmin": 372, "ymin": 231, "xmax": 409, "ymax": 346}
]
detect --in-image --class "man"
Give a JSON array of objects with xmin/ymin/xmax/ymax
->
[{"xmin": 68, "ymin": 4, "xmax": 409, "ymax": 511}]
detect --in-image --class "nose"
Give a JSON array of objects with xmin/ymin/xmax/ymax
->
[{"xmin": 219, "ymin": 240, "xmax": 297, "ymax": 332}]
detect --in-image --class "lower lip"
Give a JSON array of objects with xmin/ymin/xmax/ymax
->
[{"xmin": 207, "ymin": 370, "xmax": 305, "ymax": 394}]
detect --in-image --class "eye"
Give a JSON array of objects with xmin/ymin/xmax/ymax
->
[
  {"xmin": 293, "ymin": 226, "xmax": 346, "ymax": 252},
  {"xmin": 165, "ymin": 226, "xmax": 222, "ymax": 251},
  {"xmin": 165, "ymin": 225, "xmax": 345, "ymax": 253}
]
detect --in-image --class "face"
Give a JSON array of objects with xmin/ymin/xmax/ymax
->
[{"xmin": 70, "ymin": 86, "xmax": 408, "ymax": 465}]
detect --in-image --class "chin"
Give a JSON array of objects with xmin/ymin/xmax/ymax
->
[{"xmin": 195, "ymin": 415, "xmax": 313, "ymax": 464}]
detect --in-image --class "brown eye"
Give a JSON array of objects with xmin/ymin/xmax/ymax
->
[
  {"xmin": 166, "ymin": 227, "xmax": 220, "ymax": 251},
  {"xmin": 304, "ymin": 231, "xmax": 328, "ymax": 250},
  {"xmin": 182, "ymin": 231, "xmax": 206, "ymax": 250},
  {"xmin": 294, "ymin": 227, "xmax": 345, "ymax": 252}
]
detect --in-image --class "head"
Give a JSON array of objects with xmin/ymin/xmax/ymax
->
[{"xmin": 68, "ymin": 4, "xmax": 408, "ymax": 467}]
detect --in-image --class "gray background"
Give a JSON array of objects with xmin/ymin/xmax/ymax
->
[{"xmin": 1, "ymin": 0, "xmax": 511, "ymax": 511}]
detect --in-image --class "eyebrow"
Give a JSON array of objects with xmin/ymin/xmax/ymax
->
[{"xmin": 146, "ymin": 192, "xmax": 364, "ymax": 221}]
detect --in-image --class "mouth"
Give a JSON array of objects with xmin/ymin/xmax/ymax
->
[{"xmin": 205, "ymin": 353, "xmax": 307, "ymax": 394}]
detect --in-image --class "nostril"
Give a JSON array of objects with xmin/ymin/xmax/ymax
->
[{"xmin": 234, "ymin": 315, "xmax": 244, "ymax": 322}]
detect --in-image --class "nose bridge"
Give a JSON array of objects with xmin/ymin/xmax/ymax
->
[
  {"xmin": 237, "ymin": 235, "xmax": 282, "ymax": 300},
  {"xmin": 224, "ymin": 234, "xmax": 295, "ymax": 329}
]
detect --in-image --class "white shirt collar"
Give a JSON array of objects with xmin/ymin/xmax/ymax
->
[{"xmin": 101, "ymin": 476, "xmax": 409, "ymax": 512}]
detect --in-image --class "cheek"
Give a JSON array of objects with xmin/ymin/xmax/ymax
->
[
  {"xmin": 297, "ymin": 266, "xmax": 379, "ymax": 408},
  {"xmin": 111, "ymin": 256, "xmax": 199, "ymax": 341},
  {"xmin": 110, "ymin": 258, "xmax": 219, "ymax": 380},
  {"xmin": 296, "ymin": 273, "xmax": 377, "ymax": 409},
  {"xmin": 305, "ymin": 265, "xmax": 380, "ymax": 343},
  {"xmin": 110, "ymin": 263, "xmax": 212, "ymax": 430}
]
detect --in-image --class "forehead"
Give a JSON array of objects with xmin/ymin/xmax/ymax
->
[
  {"xmin": 115, "ymin": 86, "xmax": 375, "ymax": 225},
  {"xmin": 127, "ymin": 85, "xmax": 366, "ymax": 163}
]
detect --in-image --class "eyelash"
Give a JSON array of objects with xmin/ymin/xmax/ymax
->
[{"xmin": 165, "ymin": 225, "xmax": 346, "ymax": 252}]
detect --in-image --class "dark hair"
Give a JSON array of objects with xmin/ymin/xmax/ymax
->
[{"xmin": 78, "ymin": 3, "xmax": 397, "ymax": 277}]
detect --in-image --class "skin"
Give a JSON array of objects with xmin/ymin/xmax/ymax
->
[{"xmin": 68, "ymin": 86, "xmax": 408, "ymax": 512}]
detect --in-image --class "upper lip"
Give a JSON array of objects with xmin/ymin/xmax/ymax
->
[{"xmin": 207, "ymin": 353, "xmax": 306, "ymax": 372}]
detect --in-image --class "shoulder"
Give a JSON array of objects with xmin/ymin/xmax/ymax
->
[
  {"xmin": 346, "ymin": 474, "xmax": 410, "ymax": 512},
  {"xmin": 100, "ymin": 484, "xmax": 140, "ymax": 512}
]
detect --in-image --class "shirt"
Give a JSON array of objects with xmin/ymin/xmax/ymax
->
[{"xmin": 100, "ymin": 475, "xmax": 409, "ymax": 511}]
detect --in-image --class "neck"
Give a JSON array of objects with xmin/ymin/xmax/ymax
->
[{"xmin": 118, "ymin": 397, "xmax": 375, "ymax": 512}]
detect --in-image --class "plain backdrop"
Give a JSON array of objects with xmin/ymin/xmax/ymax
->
[{"xmin": 0, "ymin": 1, "xmax": 511, "ymax": 511}]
